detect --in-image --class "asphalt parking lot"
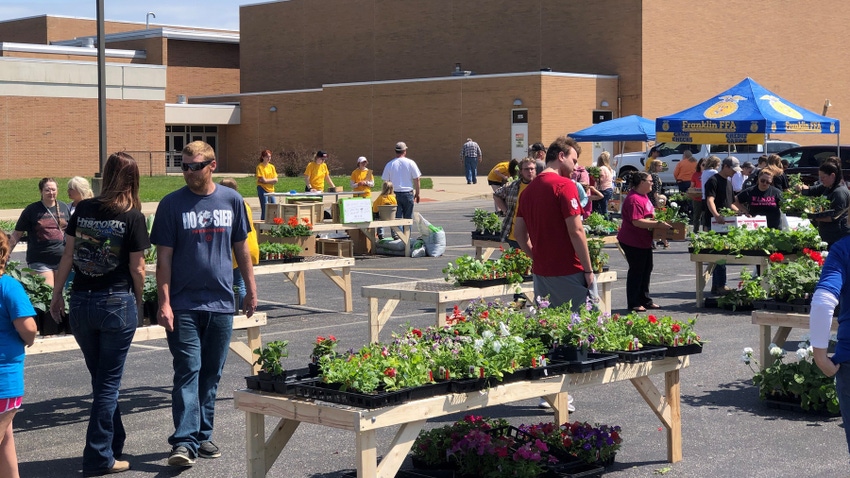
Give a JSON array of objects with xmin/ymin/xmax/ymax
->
[{"xmin": 10, "ymin": 198, "xmax": 849, "ymax": 478}]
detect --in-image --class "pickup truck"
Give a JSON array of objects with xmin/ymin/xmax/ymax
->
[{"xmin": 612, "ymin": 140, "xmax": 800, "ymax": 186}]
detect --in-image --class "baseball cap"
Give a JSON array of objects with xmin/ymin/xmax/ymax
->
[
  {"xmin": 316, "ymin": 150, "xmax": 328, "ymax": 158},
  {"xmin": 529, "ymin": 143, "xmax": 546, "ymax": 153},
  {"xmin": 395, "ymin": 142, "xmax": 408, "ymax": 152},
  {"xmin": 357, "ymin": 156, "xmax": 368, "ymax": 164},
  {"xmin": 722, "ymin": 157, "xmax": 742, "ymax": 172}
]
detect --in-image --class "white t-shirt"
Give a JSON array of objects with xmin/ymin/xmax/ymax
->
[
  {"xmin": 700, "ymin": 169, "xmax": 718, "ymax": 199},
  {"xmin": 381, "ymin": 156, "xmax": 422, "ymax": 192},
  {"xmin": 731, "ymin": 171, "xmax": 744, "ymax": 192}
]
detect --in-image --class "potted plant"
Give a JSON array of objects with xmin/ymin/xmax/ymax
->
[
  {"xmin": 143, "ymin": 214, "xmax": 157, "ymax": 264},
  {"xmin": 763, "ymin": 249, "xmax": 823, "ymax": 304},
  {"xmin": 520, "ymin": 420, "xmax": 623, "ymax": 467},
  {"xmin": 5, "ymin": 260, "xmax": 59, "ymax": 334},
  {"xmin": 309, "ymin": 335, "xmax": 338, "ymax": 376},
  {"xmin": 652, "ymin": 201, "xmax": 689, "ymax": 240},
  {"xmin": 142, "ymin": 275, "xmax": 158, "ymax": 325},
  {"xmin": 250, "ymin": 340, "xmax": 289, "ymax": 392},
  {"xmin": 628, "ymin": 313, "xmax": 703, "ymax": 356},
  {"xmin": 411, "ymin": 415, "xmax": 509, "ymax": 470},
  {"xmin": 742, "ymin": 343, "xmax": 839, "ymax": 414},
  {"xmin": 587, "ymin": 238, "xmax": 609, "ymax": 273},
  {"xmin": 471, "ymin": 208, "xmax": 502, "ymax": 239},
  {"xmin": 716, "ymin": 267, "xmax": 765, "ymax": 311},
  {"xmin": 583, "ymin": 212, "xmax": 619, "ymax": 237}
]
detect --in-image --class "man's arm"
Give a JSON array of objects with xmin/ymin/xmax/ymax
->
[
  {"xmin": 234, "ymin": 240, "xmax": 257, "ymax": 318},
  {"xmin": 156, "ymin": 245, "xmax": 175, "ymax": 331},
  {"xmin": 564, "ymin": 214, "xmax": 595, "ymax": 285},
  {"xmin": 413, "ymin": 177, "xmax": 421, "ymax": 203},
  {"xmin": 513, "ymin": 217, "xmax": 532, "ymax": 258}
]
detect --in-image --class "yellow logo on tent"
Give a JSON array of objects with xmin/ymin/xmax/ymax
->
[
  {"xmin": 770, "ymin": 122, "xmax": 777, "ymax": 133},
  {"xmin": 760, "ymin": 95, "xmax": 803, "ymax": 119},
  {"xmin": 750, "ymin": 121, "xmax": 759, "ymax": 133},
  {"xmin": 662, "ymin": 120, "xmax": 670, "ymax": 131},
  {"xmin": 704, "ymin": 95, "xmax": 746, "ymax": 119},
  {"xmin": 831, "ymin": 123, "xmax": 836, "ymax": 133}
]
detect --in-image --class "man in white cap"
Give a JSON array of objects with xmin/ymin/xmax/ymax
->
[{"xmin": 381, "ymin": 142, "xmax": 421, "ymax": 236}]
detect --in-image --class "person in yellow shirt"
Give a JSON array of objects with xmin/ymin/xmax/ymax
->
[
  {"xmin": 350, "ymin": 156, "xmax": 374, "ymax": 198},
  {"xmin": 487, "ymin": 159, "xmax": 519, "ymax": 212},
  {"xmin": 219, "ymin": 178, "xmax": 260, "ymax": 308},
  {"xmin": 372, "ymin": 181, "xmax": 397, "ymax": 239},
  {"xmin": 304, "ymin": 150, "xmax": 336, "ymax": 192},
  {"xmin": 255, "ymin": 149, "xmax": 278, "ymax": 220}
]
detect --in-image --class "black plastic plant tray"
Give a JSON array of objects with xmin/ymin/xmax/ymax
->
[
  {"xmin": 753, "ymin": 299, "xmax": 811, "ymax": 314},
  {"xmin": 458, "ymin": 277, "xmax": 510, "ymax": 288},
  {"xmin": 659, "ymin": 343, "xmax": 703, "ymax": 357},
  {"xmin": 492, "ymin": 368, "xmax": 532, "ymax": 384},
  {"xmin": 406, "ymin": 381, "xmax": 452, "ymax": 401},
  {"xmin": 294, "ymin": 380, "xmax": 411, "ymax": 409},
  {"xmin": 545, "ymin": 461, "xmax": 605, "ymax": 478},
  {"xmin": 449, "ymin": 378, "xmax": 491, "ymax": 394},
  {"xmin": 527, "ymin": 361, "xmax": 573, "ymax": 380},
  {"xmin": 612, "ymin": 345, "xmax": 668, "ymax": 363},
  {"xmin": 565, "ymin": 353, "xmax": 619, "ymax": 373}
]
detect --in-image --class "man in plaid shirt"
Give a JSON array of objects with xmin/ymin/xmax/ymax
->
[
  {"xmin": 493, "ymin": 157, "xmax": 537, "ymax": 248},
  {"xmin": 461, "ymin": 138, "xmax": 483, "ymax": 184}
]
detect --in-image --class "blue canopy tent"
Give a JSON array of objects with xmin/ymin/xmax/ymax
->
[
  {"xmin": 656, "ymin": 77, "xmax": 839, "ymax": 145},
  {"xmin": 569, "ymin": 115, "xmax": 656, "ymax": 142}
]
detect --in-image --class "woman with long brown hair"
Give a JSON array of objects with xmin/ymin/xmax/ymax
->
[{"xmin": 49, "ymin": 152, "xmax": 150, "ymax": 476}]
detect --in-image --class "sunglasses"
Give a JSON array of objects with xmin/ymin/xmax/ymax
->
[{"xmin": 181, "ymin": 160, "xmax": 213, "ymax": 172}]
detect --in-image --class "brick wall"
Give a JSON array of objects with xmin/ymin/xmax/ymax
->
[{"xmin": 0, "ymin": 97, "xmax": 164, "ymax": 179}]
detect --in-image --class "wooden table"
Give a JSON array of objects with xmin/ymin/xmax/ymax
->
[
  {"xmin": 256, "ymin": 219, "xmax": 414, "ymax": 257},
  {"xmin": 266, "ymin": 191, "xmax": 366, "ymax": 204},
  {"xmin": 254, "ymin": 255, "xmax": 355, "ymax": 312},
  {"xmin": 361, "ymin": 271, "xmax": 618, "ymax": 343},
  {"xmin": 28, "ymin": 313, "xmax": 267, "ymax": 374},
  {"xmin": 473, "ymin": 235, "xmax": 621, "ymax": 261},
  {"xmin": 751, "ymin": 309, "xmax": 838, "ymax": 369},
  {"xmin": 690, "ymin": 253, "xmax": 795, "ymax": 308},
  {"xmin": 233, "ymin": 355, "xmax": 689, "ymax": 478}
]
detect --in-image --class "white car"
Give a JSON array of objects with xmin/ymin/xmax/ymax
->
[{"xmin": 612, "ymin": 140, "xmax": 800, "ymax": 186}]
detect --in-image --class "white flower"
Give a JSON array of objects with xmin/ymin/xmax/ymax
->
[
  {"xmin": 796, "ymin": 348, "xmax": 808, "ymax": 360},
  {"xmin": 740, "ymin": 354, "xmax": 751, "ymax": 365},
  {"xmin": 482, "ymin": 330, "xmax": 494, "ymax": 340},
  {"xmin": 770, "ymin": 346, "xmax": 783, "ymax": 357},
  {"xmin": 797, "ymin": 342, "xmax": 808, "ymax": 351},
  {"xmin": 670, "ymin": 201, "xmax": 678, "ymax": 208},
  {"xmin": 491, "ymin": 340, "xmax": 502, "ymax": 353},
  {"xmin": 499, "ymin": 322, "xmax": 511, "ymax": 337},
  {"xmin": 514, "ymin": 336, "xmax": 524, "ymax": 343},
  {"xmin": 473, "ymin": 339, "xmax": 484, "ymax": 351},
  {"xmin": 807, "ymin": 345, "xmax": 814, "ymax": 356},
  {"xmin": 742, "ymin": 347, "xmax": 753, "ymax": 355}
]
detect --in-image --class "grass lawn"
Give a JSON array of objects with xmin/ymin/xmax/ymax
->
[{"xmin": 0, "ymin": 175, "xmax": 433, "ymax": 209}]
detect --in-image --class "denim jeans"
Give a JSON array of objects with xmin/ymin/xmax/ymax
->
[
  {"xmin": 593, "ymin": 188, "xmax": 614, "ymax": 219},
  {"xmin": 69, "ymin": 289, "xmax": 137, "ymax": 473},
  {"xmin": 166, "ymin": 311, "xmax": 233, "ymax": 456},
  {"xmin": 396, "ymin": 191, "xmax": 415, "ymax": 235},
  {"xmin": 712, "ymin": 264, "xmax": 727, "ymax": 291},
  {"xmin": 257, "ymin": 186, "xmax": 275, "ymax": 220},
  {"xmin": 835, "ymin": 361, "xmax": 850, "ymax": 453},
  {"xmin": 233, "ymin": 268, "xmax": 246, "ymax": 312},
  {"xmin": 463, "ymin": 157, "xmax": 478, "ymax": 184}
]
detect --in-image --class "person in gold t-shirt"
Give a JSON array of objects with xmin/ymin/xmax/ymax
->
[
  {"xmin": 350, "ymin": 156, "xmax": 374, "ymax": 198},
  {"xmin": 255, "ymin": 149, "xmax": 278, "ymax": 220},
  {"xmin": 304, "ymin": 150, "xmax": 336, "ymax": 192}
]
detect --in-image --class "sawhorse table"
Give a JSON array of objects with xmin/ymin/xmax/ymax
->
[
  {"xmin": 473, "ymin": 235, "xmax": 621, "ymax": 261},
  {"xmin": 253, "ymin": 255, "xmax": 355, "ymax": 312},
  {"xmin": 751, "ymin": 309, "xmax": 838, "ymax": 369},
  {"xmin": 233, "ymin": 355, "xmax": 689, "ymax": 477},
  {"xmin": 690, "ymin": 253, "xmax": 795, "ymax": 308},
  {"xmin": 361, "ymin": 271, "xmax": 617, "ymax": 343}
]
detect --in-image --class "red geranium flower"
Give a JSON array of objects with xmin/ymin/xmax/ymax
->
[
  {"xmin": 769, "ymin": 252, "xmax": 784, "ymax": 263},
  {"xmin": 671, "ymin": 324, "xmax": 681, "ymax": 333},
  {"xmin": 316, "ymin": 336, "xmax": 325, "ymax": 343},
  {"xmin": 273, "ymin": 217, "xmax": 283, "ymax": 225},
  {"xmin": 383, "ymin": 367, "xmax": 396, "ymax": 378},
  {"xmin": 648, "ymin": 315, "xmax": 658, "ymax": 324}
]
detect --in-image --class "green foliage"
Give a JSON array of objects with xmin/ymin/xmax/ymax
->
[
  {"xmin": 583, "ymin": 212, "xmax": 619, "ymax": 236},
  {"xmin": 653, "ymin": 202, "xmax": 689, "ymax": 223},
  {"xmin": 743, "ymin": 344, "xmax": 839, "ymax": 413},
  {"xmin": 252, "ymin": 340, "xmax": 289, "ymax": 377},
  {"xmin": 412, "ymin": 416, "xmax": 510, "ymax": 467},
  {"xmin": 5, "ymin": 260, "xmax": 52, "ymax": 312},
  {"xmin": 689, "ymin": 225, "xmax": 824, "ymax": 256},
  {"xmin": 782, "ymin": 194, "xmax": 832, "ymax": 216},
  {"xmin": 442, "ymin": 248, "xmax": 531, "ymax": 285},
  {"xmin": 471, "ymin": 208, "xmax": 502, "ymax": 233},
  {"xmin": 0, "ymin": 220, "xmax": 15, "ymax": 233},
  {"xmin": 267, "ymin": 216, "xmax": 313, "ymax": 237},
  {"xmin": 764, "ymin": 250, "xmax": 824, "ymax": 301},
  {"xmin": 143, "ymin": 214, "xmax": 157, "ymax": 264},
  {"xmin": 258, "ymin": 241, "xmax": 302, "ymax": 259},
  {"xmin": 587, "ymin": 238, "xmax": 609, "ymax": 273},
  {"xmin": 142, "ymin": 275, "xmax": 158, "ymax": 303},
  {"xmin": 586, "ymin": 166, "xmax": 601, "ymax": 179},
  {"xmin": 717, "ymin": 268, "xmax": 766, "ymax": 310}
]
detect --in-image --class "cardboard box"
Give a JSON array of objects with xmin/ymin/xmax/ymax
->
[
  {"xmin": 653, "ymin": 221, "xmax": 688, "ymax": 241},
  {"xmin": 338, "ymin": 198, "xmax": 373, "ymax": 223},
  {"xmin": 710, "ymin": 215, "xmax": 766, "ymax": 233},
  {"xmin": 686, "ymin": 187, "xmax": 703, "ymax": 201},
  {"xmin": 258, "ymin": 235, "xmax": 316, "ymax": 256},
  {"xmin": 347, "ymin": 229, "xmax": 372, "ymax": 255},
  {"xmin": 316, "ymin": 238, "xmax": 353, "ymax": 257}
]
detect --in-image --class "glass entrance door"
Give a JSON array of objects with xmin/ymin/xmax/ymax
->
[{"xmin": 165, "ymin": 126, "xmax": 218, "ymax": 173}]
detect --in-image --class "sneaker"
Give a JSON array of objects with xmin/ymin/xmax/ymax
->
[
  {"xmin": 711, "ymin": 286, "xmax": 732, "ymax": 296},
  {"xmin": 538, "ymin": 398, "xmax": 551, "ymax": 409},
  {"xmin": 538, "ymin": 396, "xmax": 576, "ymax": 412},
  {"xmin": 168, "ymin": 446, "xmax": 196, "ymax": 467},
  {"xmin": 198, "ymin": 441, "xmax": 221, "ymax": 459},
  {"xmin": 83, "ymin": 460, "xmax": 130, "ymax": 476}
]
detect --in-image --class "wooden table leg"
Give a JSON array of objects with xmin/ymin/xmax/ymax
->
[
  {"xmin": 759, "ymin": 324, "xmax": 772, "ymax": 370},
  {"xmin": 665, "ymin": 370, "xmax": 682, "ymax": 463},
  {"xmin": 393, "ymin": 226, "xmax": 411, "ymax": 257},
  {"xmin": 695, "ymin": 261, "xmax": 704, "ymax": 307},
  {"xmin": 480, "ymin": 247, "xmax": 495, "ymax": 261},
  {"xmin": 246, "ymin": 411, "xmax": 266, "ymax": 478},
  {"xmin": 548, "ymin": 392, "xmax": 570, "ymax": 425},
  {"xmin": 284, "ymin": 271, "xmax": 307, "ymax": 305},
  {"xmin": 356, "ymin": 430, "xmax": 378, "ymax": 478},
  {"xmin": 600, "ymin": 281, "xmax": 612, "ymax": 315},
  {"xmin": 369, "ymin": 297, "xmax": 400, "ymax": 343},
  {"xmin": 320, "ymin": 267, "xmax": 353, "ymax": 312},
  {"xmin": 376, "ymin": 420, "xmax": 426, "ymax": 478},
  {"xmin": 247, "ymin": 326, "xmax": 262, "ymax": 374}
]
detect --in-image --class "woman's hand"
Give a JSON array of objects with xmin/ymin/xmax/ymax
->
[{"xmin": 49, "ymin": 293, "xmax": 65, "ymax": 324}]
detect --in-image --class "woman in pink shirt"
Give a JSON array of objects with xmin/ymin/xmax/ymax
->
[
  {"xmin": 592, "ymin": 152, "xmax": 615, "ymax": 218},
  {"xmin": 616, "ymin": 172, "xmax": 671, "ymax": 312}
]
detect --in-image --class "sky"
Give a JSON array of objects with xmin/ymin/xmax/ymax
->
[{"xmin": 0, "ymin": 0, "xmax": 257, "ymax": 31}]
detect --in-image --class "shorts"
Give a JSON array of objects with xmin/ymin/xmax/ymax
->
[
  {"xmin": 488, "ymin": 180, "xmax": 505, "ymax": 186},
  {"xmin": 0, "ymin": 397, "xmax": 22, "ymax": 414},
  {"xmin": 27, "ymin": 262, "xmax": 58, "ymax": 273}
]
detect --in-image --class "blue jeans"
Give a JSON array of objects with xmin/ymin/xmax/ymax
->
[
  {"xmin": 712, "ymin": 264, "xmax": 727, "ymax": 291},
  {"xmin": 464, "ymin": 157, "xmax": 478, "ymax": 184},
  {"xmin": 593, "ymin": 188, "xmax": 614, "ymax": 219},
  {"xmin": 166, "ymin": 311, "xmax": 233, "ymax": 456},
  {"xmin": 233, "ymin": 268, "xmax": 245, "ymax": 311},
  {"xmin": 69, "ymin": 289, "xmax": 137, "ymax": 473},
  {"xmin": 396, "ymin": 191, "xmax": 415, "ymax": 235},
  {"xmin": 257, "ymin": 186, "xmax": 275, "ymax": 220},
  {"xmin": 836, "ymin": 361, "xmax": 850, "ymax": 454}
]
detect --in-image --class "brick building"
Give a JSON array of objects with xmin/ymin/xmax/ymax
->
[{"xmin": 1, "ymin": 1, "xmax": 848, "ymax": 178}]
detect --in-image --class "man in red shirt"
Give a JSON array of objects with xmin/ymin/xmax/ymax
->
[{"xmin": 514, "ymin": 136, "xmax": 595, "ymax": 311}]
